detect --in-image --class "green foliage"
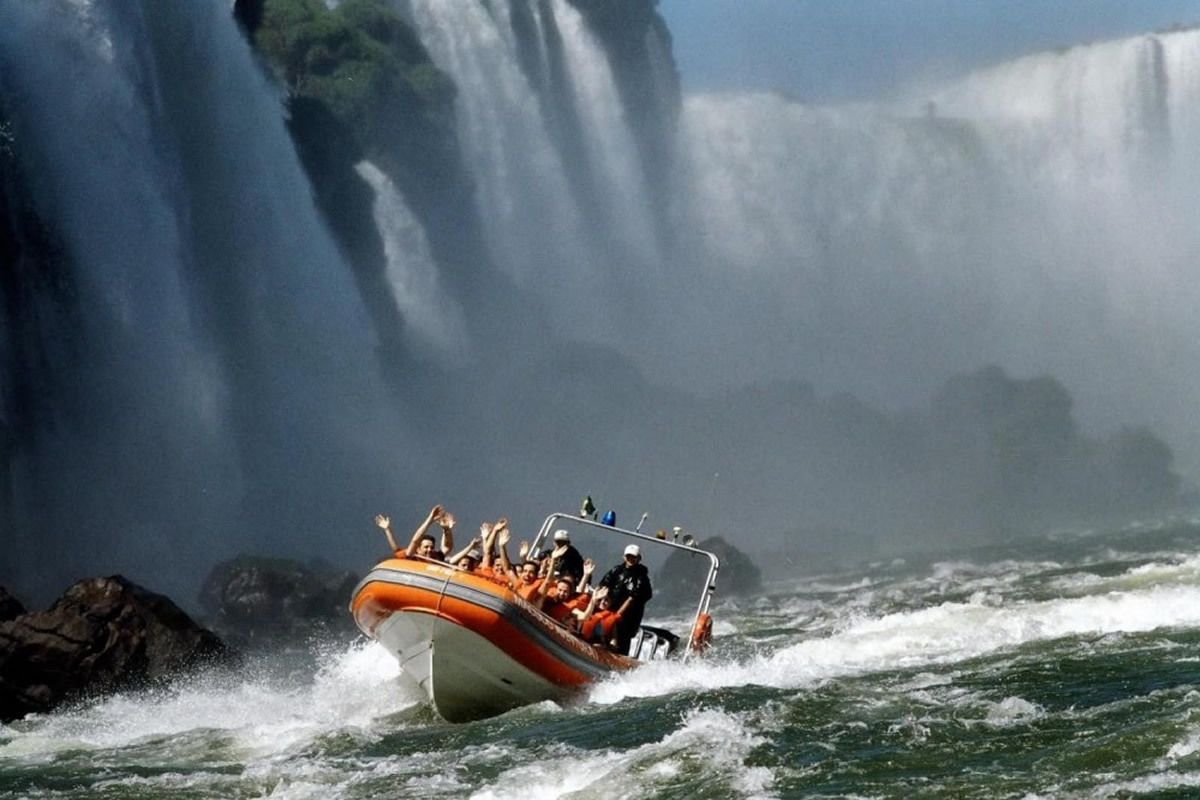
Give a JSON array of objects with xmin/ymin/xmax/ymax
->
[{"xmin": 252, "ymin": 0, "xmax": 455, "ymax": 154}]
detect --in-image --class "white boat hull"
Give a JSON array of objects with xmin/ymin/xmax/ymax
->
[{"xmin": 375, "ymin": 610, "xmax": 571, "ymax": 721}]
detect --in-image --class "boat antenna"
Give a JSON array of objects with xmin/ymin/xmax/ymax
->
[
  {"xmin": 705, "ymin": 471, "xmax": 720, "ymax": 530},
  {"xmin": 635, "ymin": 512, "xmax": 648, "ymax": 533}
]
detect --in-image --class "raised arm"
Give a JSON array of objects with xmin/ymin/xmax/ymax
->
[
  {"xmin": 374, "ymin": 514, "xmax": 401, "ymax": 554},
  {"xmin": 481, "ymin": 522, "xmax": 499, "ymax": 569},
  {"xmin": 405, "ymin": 504, "xmax": 442, "ymax": 557},
  {"xmin": 447, "ymin": 535, "xmax": 482, "ymax": 566},
  {"xmin": 497, "ymin": 527, "xmax": 516, "ymax": 582},
  {"xmin": 534, "ymin": 553, "xmax": 560, "ymax": 608},
  {"xmin": 437, "ymin": 509, "xmax": 456, "ymax": 555},
  {"xmin": 576, "ymin": 558, "xmax": 595, "ymax": 594},
  {"xmin": 571, "ymin": 585, "xmax": 607, "ymax": 622}
]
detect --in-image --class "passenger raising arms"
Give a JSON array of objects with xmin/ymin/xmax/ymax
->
[
  {"xmin": 496, "ymin": 525, "xmax": 545, "ymax": 601},
  {"xmin": 575, "ymin": 586, "xmax": 622, "ymax": 649},
  {"xmin": 534, "ymin": 550, "xmax": 592, "ymax": 624},
  {"xmin": 374, "ymin": 505, "xmax": 455, "ymax": 561},
  {"xmin": 446, "ymin": 533, "xmax": 484, "ymax": 571},
  {"xmin": 475, "ymin": 520, "xmax": 509, "ymax": 584}
]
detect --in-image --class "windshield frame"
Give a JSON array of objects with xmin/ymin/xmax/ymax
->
[{"xmin": 531, "ymin": 512, "xmax": 721, "ymax": 645}]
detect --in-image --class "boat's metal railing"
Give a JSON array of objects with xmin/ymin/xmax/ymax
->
[{"xmin": 531, "ymin": 512, "xmax": 721, "ymax": 657}]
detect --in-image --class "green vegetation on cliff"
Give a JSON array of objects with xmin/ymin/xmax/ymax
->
[
  {"xmin": 234, "ymin": 0, "xmax": 490, "ymax": 357},
  {"xmin": 246, "ymin": 0, "xmax": 455, "ymax": 161}
]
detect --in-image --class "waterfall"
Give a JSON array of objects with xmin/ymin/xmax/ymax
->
[
  {"xmin": 6, "ymin": 1, "xmax": 1200, "ymax": 599},
  {"xmin": 0, "ymin": 0, "xmax": 401, "ymax": 597},
  {"xmin": 664, "ymin": 28, "xmax": 1200, "ymax": 469},
  {"xmin": 355, "ymin": 161, "xmax": 468, "ymax": 361},
  {"xmin": 404, "ymin": 0, "xmax": 588, "ymax": 294},
  {"xmin": 1164, "ymin": 29, "xmax": 1200, "ymax": 142},
  {"xmin": 401, "ymin": 0, "xmax": 667, "ymax": 339},
  {"xmin": 548, "ymin": 0, "xmax": 659, "ymax": 266}
]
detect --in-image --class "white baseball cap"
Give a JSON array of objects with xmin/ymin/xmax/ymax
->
[
  {"xmin": 553, "ymin": 529, "xmax": 570, "ymax": 542},
  {"xmin": 623, "ymin": 544, "xmax": 640, "ymax": 557}
]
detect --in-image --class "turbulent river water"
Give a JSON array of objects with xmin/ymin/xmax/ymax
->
[{"xmin": 6, "ymin": 517, "xmax": 1200, "ymax": 798}]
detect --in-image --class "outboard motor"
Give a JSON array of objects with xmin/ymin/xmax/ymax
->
[{"xmin": 629, "ymin": 626, "xmax": 680, "ymax": 661}]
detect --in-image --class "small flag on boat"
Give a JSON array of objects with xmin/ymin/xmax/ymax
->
[{"xmin": 580, "ymin": 495, "xmax": 596, "ymax": 519}]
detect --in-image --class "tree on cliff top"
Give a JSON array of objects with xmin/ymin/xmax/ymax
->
[{"xmin": 244, "ymin": 0, "xmax": 455, "ymax": 165}]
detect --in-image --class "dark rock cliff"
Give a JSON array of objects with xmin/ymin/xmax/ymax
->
[{"xmin": 0, "ymin": 576, "xmax": 238, "ymax": 722}]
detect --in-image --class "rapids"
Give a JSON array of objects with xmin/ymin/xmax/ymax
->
[
  {"xmin": 6, "ymin": 518, "xmax": 1200, "ymax": 798},
  {"xmin": 5, "ymin": 5, "xmax": 1200, "ymax": 795}
]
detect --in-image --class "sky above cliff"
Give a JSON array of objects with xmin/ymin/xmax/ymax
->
[{"xmin": 658, "ymin": 0, "xmax": 1200, "ymax": 100}]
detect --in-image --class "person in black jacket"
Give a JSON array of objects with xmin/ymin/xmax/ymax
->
[
  {"xmin": 598, "ymin": 544, "xmax": 653, "ymax": 654},
  {"xmin": 541, "ymin": 529, "xmax": 585, "ymax": 583}
]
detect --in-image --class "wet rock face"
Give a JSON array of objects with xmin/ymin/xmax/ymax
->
[
  {"xmin": 0, "ymin": 576, "xmax": 238, "ymax": 722},
  {"xmin": 197, "ymin": 556, "xmax": 360, "ymax": 650},
  {"xmin": 699, "ymin": 536, "xmax": 764, "ymax": 598}
]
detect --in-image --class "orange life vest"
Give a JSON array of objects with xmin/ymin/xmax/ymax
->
[
  {"xmin": 516, "ymin": 578, "xmax": 544, "ymax": 602},
  {"xmin": 545, "ymin": 592, "xmax": 588, "ymax": 623},
  {"xmin": 473, "ymin": 565, "xmax": 508, "ymax": 586},
  {"xmin": 580, "ymin": 610, "xmax": 622, "ymax": 644}
]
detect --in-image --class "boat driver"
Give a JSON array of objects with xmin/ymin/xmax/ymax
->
[{"xmin": 598, "ymin": 544, "xmax": 653, "ymax": 655}]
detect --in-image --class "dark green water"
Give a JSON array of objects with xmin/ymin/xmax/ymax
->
[{"xmin": 6, "ymin": 518, "xmax": 1200, "ymax": 798}]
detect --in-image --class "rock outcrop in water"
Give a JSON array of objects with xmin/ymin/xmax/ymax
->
[
  {"xmin": 198, "ymin": 556, "xmax": 360, "ymax": 650},
  {"xmin": 0, "ymin": 576, "xmax": 238, "ymax": 722},
  {"xmin": 654, "ymin": 536, "xmax": 763, "ymax": 609}
]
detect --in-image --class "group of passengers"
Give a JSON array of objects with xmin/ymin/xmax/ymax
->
[{"xmin": 372, "ymin": 506, "xmax": 652, "ymax": 655}]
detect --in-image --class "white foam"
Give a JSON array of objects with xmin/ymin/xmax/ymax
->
[
  {"xmin": 982, "ymin": 696, "xmax": 1045, "ymax": 728},
  {"xmin": 470, "ymin": 708, "xmax": 773, "ymax": 799},
  {"xmin": 0, "ymin": 641, "xmax": 417, "ymax": 760},
  {"xmin": 1085, "ymin": 769, "xmax": 1200, "ymax": 798},
  {"xmin": 1165, "ymin": 726, "xmax": 1200, "ymax": 761},
  {"xmin": 591, "ymin": 581, "xmax": 1200, "ymax": 703}
]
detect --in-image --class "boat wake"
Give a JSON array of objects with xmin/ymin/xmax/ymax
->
[{"xmin": 589, "ymin": 555, "xmax": 1200, "ymax": 705}]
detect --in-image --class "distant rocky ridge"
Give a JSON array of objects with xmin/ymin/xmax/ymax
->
[{"xmin": 0, "ymin": 577, "xmax": 238, "ymax": 723}]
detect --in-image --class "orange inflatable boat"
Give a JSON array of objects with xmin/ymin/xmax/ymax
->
[{"xmin": 350, "ymin": 513, "xmax": 720, "ymax": 722}]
